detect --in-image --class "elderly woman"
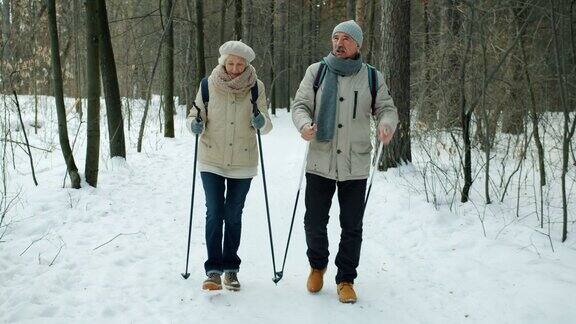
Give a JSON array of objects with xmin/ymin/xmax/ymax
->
[{"xmin": 187, "ymin": 41, "xmax": 272, "ymax": 291}]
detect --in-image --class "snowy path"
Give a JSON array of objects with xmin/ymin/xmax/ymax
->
[{"xmin": 1, "ymin": 109, "xmax": 575, "ymax": 323}]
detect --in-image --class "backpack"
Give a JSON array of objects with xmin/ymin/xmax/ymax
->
[
  {"xmin": 313, "ymin": 61, "xmax": 378, "ymax": 115},
  {"xmin": 199, "ymin": 77, "xmax": 260, "ymax": 119}
]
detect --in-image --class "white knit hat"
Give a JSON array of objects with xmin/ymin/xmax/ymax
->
[{"xmin": 219, "ymin": 40, "xmax": 256, "ymax": 63}]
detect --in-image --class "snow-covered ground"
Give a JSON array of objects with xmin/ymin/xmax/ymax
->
[{"xmin": 1, "ymin": 95, "xmax": 575, "ymax": 323}]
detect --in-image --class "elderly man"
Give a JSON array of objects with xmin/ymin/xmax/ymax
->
[{"xmin": 292, "ymin": 20, "xmax": 398, "ymax": 303}]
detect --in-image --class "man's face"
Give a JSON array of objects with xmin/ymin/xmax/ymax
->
[{"xmin": 332, "ymin": 32, "xmax": 359, "ymax": 59}]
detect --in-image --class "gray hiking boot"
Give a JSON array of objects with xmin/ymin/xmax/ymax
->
[
  {"xmin": 223, "ymin": 272, "xmax": 241, "ymax": 291},
  {"xmin": 202, "ymin": 273, "xmax": 222, "ymax": 291}
]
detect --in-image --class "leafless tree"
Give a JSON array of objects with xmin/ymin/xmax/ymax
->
[
  {"xmin": 85, "ymin": 0, "xmax": 100, "ymax": 187},
  {"xmin": 46, "ymin": 0, "xmax": 81, "ymax": 189}
]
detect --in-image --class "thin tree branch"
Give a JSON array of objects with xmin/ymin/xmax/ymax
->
[
  {"xmin": 20, "ymin": 233, "xmax": 49, "ymax": 256},
  {"xmin": 0, "ymin": 140, "xmax": 52, "ymax": 153},
  {"xmin": 466, "ymin": 1, "xmax": 535, "ymax": 115},
  {"xmin": 49, "ymin": 244, "xmax": 64, "ymax": 266},
  {"xmin": 10, "ymin": 76, "xmax": 38, "ymax": 186},
  {"xmin": 93, "ymin": 232, "xmax": 143, "ymax": 251}
]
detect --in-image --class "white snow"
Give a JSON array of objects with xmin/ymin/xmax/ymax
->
[{"xmin": 0, "ymin": 95, "xmax": 575, "ymax": 323}]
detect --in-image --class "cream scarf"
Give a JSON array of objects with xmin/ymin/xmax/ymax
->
[{"xmin": 210, "ymin": 64, "xmax": 257, "ymax": 94}]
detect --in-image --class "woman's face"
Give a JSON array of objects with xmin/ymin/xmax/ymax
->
[{"xmin": 225, "ymin": 55, "xmax": 246, "ymax": 79}]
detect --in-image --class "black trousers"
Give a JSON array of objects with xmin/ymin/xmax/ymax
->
[{"xmin": 304, "ymin": 173, "xmax": 367, "ymax": 284}]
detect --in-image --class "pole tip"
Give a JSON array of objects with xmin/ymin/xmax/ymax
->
[{"xmin": 272, "ymin": 271, "xmax": 283, "ymax": 284}]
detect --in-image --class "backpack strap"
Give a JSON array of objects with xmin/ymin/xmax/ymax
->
[
  {"xmin": 250, "ymin": 82, "xmax": 259, "ymax": 115},
  {"xmin": 200, "ymin": 77, "xmax": 209, "ymax": 118},
  {"xmin": 311, "ymin": 61, "xmax": 327, "ymax": 122},
  {"xmin": 366, "ymin": 64, "xmax": 378, "ymax": 116},
  {"xmin": 313, "ymin": 61, "xmax": 327, "ymax": 94}
]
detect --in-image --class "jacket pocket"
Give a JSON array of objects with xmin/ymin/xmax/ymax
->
[
  {"xmin": 353, "ymin": 91, "xmax": 358, "ymax": 119},
  {"xmin": 232, "ymin": 137, "xmax": 252, "ymax": 166},
  {"xmin": 350, "ymin": 141, "xmax": 372, "ymax": 176},
  {"xmin": 199, "ymin": 135, "xmax": 219, "ymax": 163},
  {"xmin": 307, "ymin": 140, "xmax": 332, "ymax": 174}
]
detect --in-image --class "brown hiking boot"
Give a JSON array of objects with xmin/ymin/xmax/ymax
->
[
  {"xmin": 202, "ymin": 273, "xmax": 222, "ymax": 291},
  {"xmin": 223, "ymin": 272, "xmax": 241, "ymax": 291},
  {"xmin": 337, "ymin": 282, "xmax": 357, "ymax": 303},
  {"xmin": 307, "ymin": 268, "xmax": 327, "ymax": 293}
]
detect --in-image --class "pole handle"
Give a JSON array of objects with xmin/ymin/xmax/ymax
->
[{"xmin": 192, "ymin": 102, "xmax": 203, "ymax": 122}]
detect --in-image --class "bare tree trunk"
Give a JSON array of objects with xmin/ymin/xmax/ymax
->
[
  {"xmin": 514, "ymin": 4, "xmax": 545, "ymax": 188},
  {"xmin": 195, "ymin": 0, "xmax": 206, "ymax": 85},
  {"xmin": 502, "ymin": 58, "xmax": 525, "ymax": 134},
  {"xmin": 85, "ymin": 0, "xmax": 100, "ymax": 187},
  {"xmin": 33, "ymin": 47, "xmax": 39, "ymax": 134},
  {"xmin": 379, "ymin": 0, "xmax": 411, "ymax": 169},
  {"xmin": 186, "ymin": 0, "xmax": 196, "ymax": 115},
  {"xmin": 126, "ymin": 4, "xmax": 147, "ymax": 101},
  {"xmin": 73, "ymin": 0, "xmax": 83, "ymax": 120},
  {"xmin": 275, "ymin": 0, "xmax": 289, "ymax": 109},
  {"xmin": 366, "ymin": 0, "xmax": 376, "ymax": 64},
  {"xmin": 460, "ymin": 5, "xmax": 474, "ymax": 203},
  {"xmin": 549, "ymin": 0, "xmax": 573, "ymax": 242},
  {"xmin": 347, "ymin": 0, "xmax": 355, "ymax": 19},
  {"xmin": 479, "ymin": 20, "xmax": 491, "ymax": 204},
  {"xmin": 46, "ymin": 0, "xmax": 81, "ymax": 189},
  {"xmin": 417, "ymin": 0, "xmax": 435, "ymax": 126},
  {"xmin": 234, "ymin": 0, "xmax": 242, "ymax": 40},
  {"xmin": 1, "ymin": 0, "xmax": 11, "ymax": 60},
  {"xmin": 30, "ymin": 1, "xmax": 40, "ymax": 134},
  {"xmin": 355, "ymin": 0, "xmax": 365, "ymax": 29},
  {"xmin": 307, "ymin": 0, "xmax": 314, "ymax": 65},
  {"xmin": 313, "ymin": 0, "xmax": 321, "ymax": 59},
  {"xmin": 299, "ymin": 0, "xmax": 305, "ymax": 79},
  {"xmin": 163, "ymin": 0, "xmax": 175, "ymax": 138},
  {"xmin": 220, "ymin": 0, "xmax": 227, "ymax": 43},
  {"xmin": 97, "ymin": 0, "xmax": 126, "ymax": 159},
  {"xmin": 439, "ymin": 0, "xmax": 463, "ymax": 129},
  {"xmin": 242, "ymin": 0, "xmax": 252, "ymax": 44},
  {"xmin": 286, "ymin": 0, "xmax": 291, "ymax": 108},
  {"xmin": 136, "ymin": 19, "xmax": 171, "ymax": 153},
  {"xmin": 269, "ymin": 0, "xmax": 276, "ymax": 113}
]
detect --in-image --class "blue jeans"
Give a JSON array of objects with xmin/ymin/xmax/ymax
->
[{"xmin": 201, "ymin": 172, "xmax": 252, "ymax": 275}]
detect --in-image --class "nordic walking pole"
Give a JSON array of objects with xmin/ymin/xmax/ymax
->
[
  {"xmin": 252, "ymin": 102, "xmax": 281, "ymax": 284},
  {"xmin": 277, "ymin": 67, "xmax": 323, "ymax": 282},
  {"xmin": 182, "ymin": 104, "xmax": 202, "ymax": 279},
  {"xmin": 363, "ymin": 140, "xmax": 384, "ymax": 214},
  {"xmin": 277, "ymin": 142, "xmax": 309, "ymax": 282}
]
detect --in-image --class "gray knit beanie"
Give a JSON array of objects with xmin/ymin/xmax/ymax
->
[{"xmin": 332, "ymin": 20, "xmax": 363, "ymax": 47}]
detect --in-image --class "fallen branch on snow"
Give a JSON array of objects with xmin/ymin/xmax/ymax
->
[
  {"xmin": 19, "ymin": 232, "xmax": 49, "ymax": 256},
  {"xmin": 93, "ymin": 231, "xmax": 143, "ymax": 251}
]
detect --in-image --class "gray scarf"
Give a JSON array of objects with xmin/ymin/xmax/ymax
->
[{"xmin": 316, "ymin": 52, "xmax": 363, "ymax": 142}]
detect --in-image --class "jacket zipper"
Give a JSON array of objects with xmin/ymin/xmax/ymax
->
[{"xmin": 353, "ymin": 91, "xmax": 358, "ymax": 119}]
